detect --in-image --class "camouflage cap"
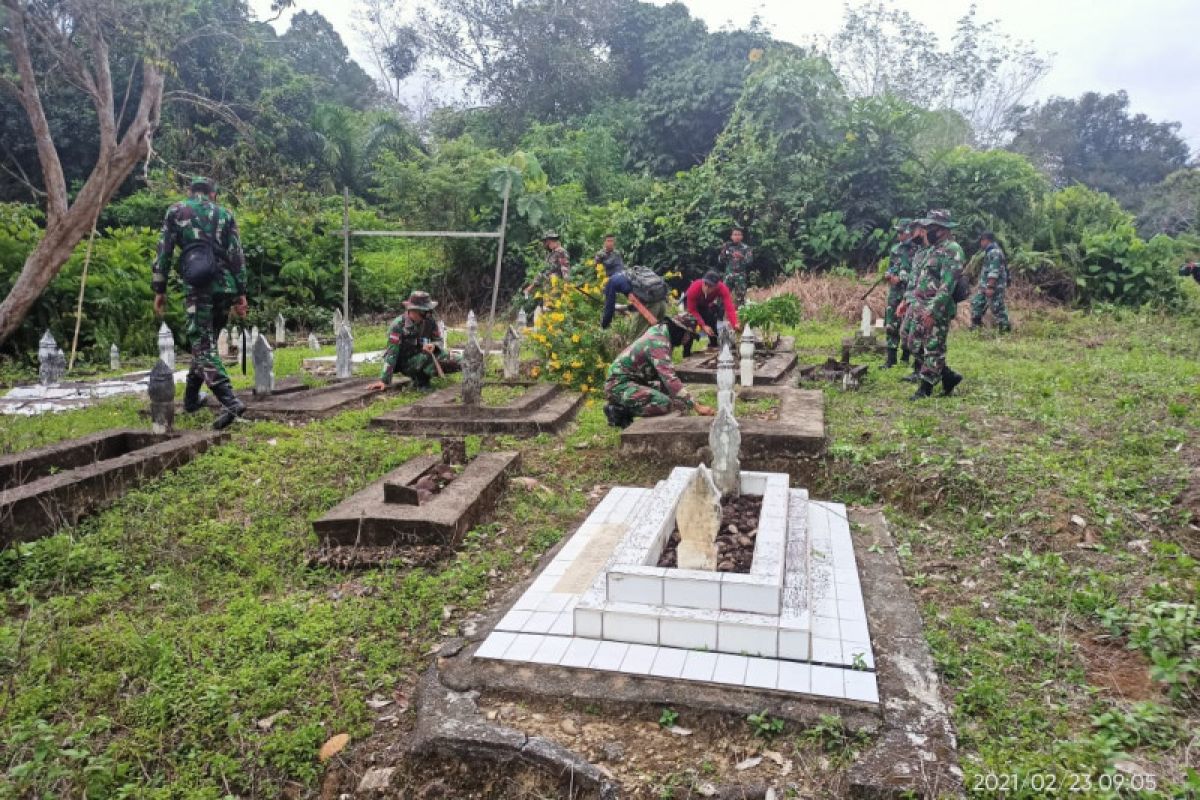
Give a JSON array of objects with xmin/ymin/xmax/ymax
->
[
  {"xmin": 669, "ymin": 311, "xmax": 701, "ymax": 333},
  {"xmin": 541, "ymin": 230, "xmax": 560, "ymax": 241},
  {"xmin": 917, "ymin": 209, "xmax": 957, "ymax": 229},
  {"xmin": 190, "ymin": 176, "xmax": 215, "ymax": 192},
  {"xmin": 402, "ymin": 290, "xmax": 438, "ymax": 311}
]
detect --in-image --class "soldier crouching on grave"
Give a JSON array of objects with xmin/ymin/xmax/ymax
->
[
  {"xmin": 368, "ymin": 291, "xmax": 460, "ymax": 392},
  {"xmin": 603, "ymin": 312, "xmax": 715, "ymax": 428}
]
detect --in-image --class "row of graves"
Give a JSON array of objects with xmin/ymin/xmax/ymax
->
[{"xmin": 0, "ymin": 306, "xmax": 962, "ymax": 797}]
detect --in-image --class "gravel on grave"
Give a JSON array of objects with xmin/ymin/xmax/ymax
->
[{"xmin": 657, "ymin": 494, "xmax": 764, "ymax": 573}]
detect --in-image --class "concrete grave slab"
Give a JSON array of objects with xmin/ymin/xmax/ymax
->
[
  {"xmin": 0, "ymin": 429, "xmax": 224, "ymax": 544},
  {"xmin": 244, "ymin": 378, "xmax": 407, "ymax": 422},
  {"xmin": 676, "ymin": 336, "xmax": 797, "ymax": 385},
  {"xmin": 620, "ymin": 385, "xmax": 825, "ymax": 465},
  {"xmin": 369, "ymin": 382, "xmax": 583, "ymax": 437},
  {"xmin": 314, "ymin": 451, "xmax": 520, "ymax": 547}
]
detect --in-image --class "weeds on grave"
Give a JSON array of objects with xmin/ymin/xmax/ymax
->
[
  {"xmin": 746, "ymin": 709, "xmax": 785, "ymax": 740},
  {"xmin": 657, "ymin": 707, "xmax": 679, "ymax": 729},
  {"xmin": 1100, "ymin": 601, "xmax": 1199, "ymax": 703},
  {"xmin": 801, "ymin": 714, "xmax": 869, "ymax": 756}
]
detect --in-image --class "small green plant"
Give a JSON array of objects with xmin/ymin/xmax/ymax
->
[
  {"xmin": 658, "ymin": 707, "xmax": 679, "ymax": 728},
  {"xmin": 1101, "ymin": 601, "xmax": 1199, "ymax": 701},
  {"xmin": 746, "ymin": 709, "xmax": 785, "ymax": 740},
  {"xmin": 851, "ymin": 652, "xmax": 868, "ymax": 670},
  {"xmin": 801, "ymin": 713, "xmax": 870, "ymax": 756},
  {"xmin": 738, "ymin": 293, "xmax": 802, "ymax": 348},
  {"xmin": 1090, "ymin": 702, "xmax": 1180, "ymax": 750}
]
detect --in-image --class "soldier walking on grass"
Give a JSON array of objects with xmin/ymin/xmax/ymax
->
[
  {"xmin": 883, "ymin": 219, "xmax": 917, "ymax": 369},
  {"xmin": 905, "ymin": 210, "xmax": 964, "ymax": 400},
  {"xmin": 368, "ymin": 291, "xmax": 460, "ymax": 392},
  {"xmin": 151, "ymin": 176, "xmax": 247, "ymax": 430},
  {"xmin": 969, "ymin": 232, "xmax": 1011, "ymax": 332},
  {"xmin": 718, "ymin": 226, "xmax": 753, "ymax": 306},
  {"xmin": 603, "ymin": 312, "xmax": 715, "ymax": 428}
]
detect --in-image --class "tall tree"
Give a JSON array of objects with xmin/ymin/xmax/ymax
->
[{"xmin": 0, "ymin": 0, "xmax": 167, "ymax": 345}]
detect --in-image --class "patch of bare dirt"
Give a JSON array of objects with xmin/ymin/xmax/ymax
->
[{"xmin": 1074, "ymin": 637, "xmax": 1160, "ymax": 702}]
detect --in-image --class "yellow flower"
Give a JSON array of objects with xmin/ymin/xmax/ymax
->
[
  {"xmin": 571, "ymin": 360, "xmax": 582, "ymax": 369},
  {"xmin": 551, "ymin": 312, "xmax": 565, "ymax": 324},
  {"xmin": 531, "ymin": 366, "xmax": 540, "ymax": 377},
  {"xmin": 564, "ymin": 371, "xmax": 574, "ymax": 382},
  {"xmin": 571, "ymin": 333, "xmax": 581, "ymax": 343}
]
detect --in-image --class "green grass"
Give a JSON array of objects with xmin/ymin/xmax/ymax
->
[{"xmin": 2, "ymin": 309, "xmax": 1198, "ymax": 797}]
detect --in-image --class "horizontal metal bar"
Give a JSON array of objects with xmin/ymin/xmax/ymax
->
[{"xmin": 330, "ymin": 230, "xmax": 502, "ymax": 239}]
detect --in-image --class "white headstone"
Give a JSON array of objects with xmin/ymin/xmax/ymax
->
[
  {"xmin": 675, "ymin": 465, "xmax": 722, "ymax": 570},
  {"xmin": 275, "ymin": 314, "xmax": 286, "ymax": 346},
  {"xmin": 109, "ymin": 343, "xmax": 120, "ymax": 371},
  {"xmin": 158, "ymin": 322, "xmax": 175, "ymax": 371},
  {"xmin": 462, "ymin": 336, "xmax": 484, "ymax": 405},
  {"xmin": 739, "ymin": 325, "xmax": 756, "ymax": 388},
  {"xmin": 230, "ymin": 326, "xmax": 241, "ymax": 355},
  {"xmin": 38, "ymin": 331, "xmax": 64, "ymax": 385},
  {"xmin": 710, "ymin": 345, "xmax": 741, "ymax": 497},
  {"xmin": 861, "ymin": 305, "xmax": 872, "ymax": 338},
  {"xmin": 250, "ymin": 326, "xmax": 259, "ymax": 348},
  {"xmin": 308, "ymin": 332, "xmax": 320, "ymax": 351},
  {"xmin": 332, "ymin": 308, "xmax": 343, "ymax": 334},
  {"xmin": 717, "ymin": 320, "xmax": 736, "ymax": 358},
  {"xmin": 253, "ymin": 334, "xmax": 275, "ymax": 395},
  {"xmin": 466, "ymin": 310, "xmax": 478, "ymax": 343},
  {"xmin": 217, "ymin": 328, "xmax": 231, "ymax": 359},
  {"xmin": 502, "ymin": 326, "xmax": 521, "ymax": 381},
  {"xmin": 335, "ymin": 323, "xmax": 353, "ymax": 379},
  {"xmin": 517, "ymin": 308, "xmax": 528, "ymax": 329}
]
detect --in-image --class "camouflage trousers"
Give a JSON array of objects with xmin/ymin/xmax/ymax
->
[
  {"xmin": 970, "ymin": 285, "xmax": 1010, "ymax": 330},
  {"xmin": 911, "ymin": 313, "xmax": 952, "ymax": 384},
  {"xmin": 884, "ymin": 284, "xmax": 906, "ymax": 349},
  {"xmin": 604, "ymin": 377, "xmax": 681, "ymax": 418},
  {"xmin": 899, "ymin": 300, "xmax": 922, "ymax": 355},
  {"xmin": 400, "ymin": 351, "xmax": 462, "ymax": 382},
  {"xmin": 724, "ymin": 268, "xmax": 747, "ymax": 306},
  {"xmin": 185, "ymin": 286, "xmax": 233, "ymax": 388}
]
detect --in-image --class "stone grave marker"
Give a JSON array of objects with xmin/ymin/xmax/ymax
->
[
  {"xmin": 308, "ymin": 332, "xmax": 320, "ymax": 351},
  {"xmin": 253, "ymin": 334, "xmax": 275, "ymax": 395},
  {"xmin": 717, "ymin": 320, "xmax": 736, "ymax": 358},
  {"xmin": 710, "ymin": 345, "xmax": 741, "ymax": 497},
  {"xmin": 466, "ymin": 309, "xmax": 478, "ymax": 343},
  {"xmin": 148, "ymin": 359, "xmax": 176, "ymax": 434},
  {"xmin": 158, "ymin": 323, "xmax": 175, "ymax": 371},
  {"xmin": 250, "ymin": 326, "xmax": 260, "ymax": 348},
  {"xmin": 332, "ymin": 308, "xmax": 343, "ymax": 334},
  {"xmin": 38, "ymin": 331, "xmax": 64, "ymax": 386},
  {"xmin": 502, "ymin": 326, "xmax": 521, "ymax": 381},
  {"xmin": 739, "ymin": 325, "xmax": 756, "ymax": 387},
  {"xmin": 335, "ymin": 323, "xmax": 353, "ymax": 379},
  {"xmin": 275, "ymin": 314, "xmax": 286, "ymax": 346},
  {"xmin": 109, "ymin": 343, "xmax": 120, "ymax": 371},
  {"xmin": 461, "ymin": 333, "xmax": 484, "ymax": 406},
  {"xmin": 674, "ymin": 463, "xmax": 721, "ymax": 569},
  {"xmin": 516, "ymin": 308, "xmax": 528, "ymax": 329},
  {"xmin": 217, "ymin": 329, "xmax": 231, "ymax": 359},
  {"xmin": 861, "ymin": 305, "xmax": 872, "ymax": 338}
]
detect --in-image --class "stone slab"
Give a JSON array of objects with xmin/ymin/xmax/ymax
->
[
  {"xmin": 314, "ymin": 451, "xmax": 521, "ymax": 547},
  {"xmin": 620, "ymin": 386, "xmax": 825, "ymax": 464},
  {"xmin": 370, "ymin": 384, "xmax": 584, "ymax": 437},
  {"xmin": 0, "ymin": 429, "xmax": 225, "ymax": 544},
  {"xmin": 676, "ymin": 338, "xmax": 797, "ymax": 385},
  {"xmin": 244, "ymin": 378, "xmax": 407, "ymax": 421}
]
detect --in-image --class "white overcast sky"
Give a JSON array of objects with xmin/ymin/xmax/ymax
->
[{"xmin": 251, "ymin": 0, "xmax": 1200, "ymax": 149}]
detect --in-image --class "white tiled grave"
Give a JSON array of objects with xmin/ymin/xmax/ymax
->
[{"xmin": 475, "ymin": 468, "xmax": 879, "ymax": 704}]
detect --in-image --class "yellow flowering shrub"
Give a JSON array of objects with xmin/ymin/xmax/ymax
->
[{"xmin": 530, "ymin": 264, "xmax": 628, "ymax": 394}]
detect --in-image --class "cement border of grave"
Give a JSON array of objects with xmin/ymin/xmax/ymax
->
[
  {"xmin": 676, "ymin": 336, "xmax": 797, "ymax": 385},
  {"xmin": 419, "ymin": 503, "xmax": 962, "ymax": 799},
  {"xmin": 0, "ymin": 429, "xmax": 225, "ymax": 544},
  {"xmin": 243, "ymin": 378, "xmax": 408, "ymax": 422},
  {"xmin": 798, "ymin": 361, "xmax": 870, "ymax": 388},
  {"xmin": 619, "ymin": 386, "xmax": 825, "ymax": 466},
  {"xmin": 369, "ymin": 383, "xmax": 584, "ymax": 437},
  {"xmin": 313, "ymin": 451, "xmax": 521, "ymax": 547}
]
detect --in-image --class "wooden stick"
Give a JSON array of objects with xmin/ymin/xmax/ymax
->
[{"xmin": 627, "ymin": 294, "xmax": 658, "ymax": 325}]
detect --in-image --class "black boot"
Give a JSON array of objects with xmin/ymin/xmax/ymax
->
[
  {"xmin": 941, "ymin": 367, "xmax": 963, "ymax": 397},
  {"xmin": 183, "ymin": 372, "xmax": 208, "ymax": 413},
  {"xmin": 900, "ymin": 348, "xmax": 910, "ymax": 364},
  {"xmin": 882, "ymin": 347, "xmax": 897, "ymax": 369},
  {"xmin": 901, "ymin": 359, "xmax": 923, "ymax": 383},
  {"xmin": 909, "ymin": 378, "xmax": 934, "ymax": 401},
  {"xmin": 603, "ymin": 403, "xmax": 634, "ymax": 429},
  {"xmin": 210, "ymin": 380, "xmax": 245, "ymax": 430},
  {"xmin": 969, "ymin": 318, "xmax": 982, "ymax": 331}
]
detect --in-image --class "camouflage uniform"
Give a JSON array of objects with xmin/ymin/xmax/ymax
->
[
  {"xmin": 604, "ymin": 323, "xmax": 695, "ymax": 418},
  {"xmin": 151, "ymin": 192, "xmax": 246, "ymax": 391},
  {"xmin": 535, "ymin": 245, "xmax": 571, "ymax": 290},
  {"xmin": 379, "ymin": 314, "xmax": 461, "ymax": 386},
  {"xmin": 718, "ymin": 241, "xmax": 753, "ymax": 305},
  {"xmin": 885, "ymin": 239, "xmax": 917, "ymax": 349},
  {"xmin": 909, "ymin": 240, "xmax": 963, "ymax": 385},
  {"xmin": 899, "ymin": 245, "xmax": 929, "ymax": 356},
  {"xmin": 970, "ymin": 243, "xmax": 1010, "ymax": 331}
]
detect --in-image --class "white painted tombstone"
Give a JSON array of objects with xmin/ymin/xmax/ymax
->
[
  {"xmin": 335, "ymin": 323, "xmax": 354, "ymax": 379},
  {"xmin": 38, "ymin": 331, "xmax": 64, "ymax": 385},
  {"xmin": 253, "ymin": 334, "xmax": 275, "ymax": 395},
  {"xmin": 710, "ymin": 345, "xmax": 741, "ymax": 497},
  {"xmin": 462, "ymin": 332, "xmax": 484, "ymax": 405},
  {"xmin": 739, "ymin": 325, "xmax": 756, "ymax": 388},
  {"xmin": 217, "ymin": 328, "xmax": 231, "ymax": 359},
  {"xmin": 860, "ymin": 305, "xmax": 872, "ymax": 338},
  {"xmin": 717, "ymin": 320, "xmax": 736, "ymax": 357},
  {"xmin": 250, "ymin": 326, "xmax": 260, "ymax": 348},
  {"xmin": 157, "ymin": 322, "xmax": 175, "ymax": 371},
  {"xmin": 502, "ymin": 326, "xmax": 521, "ymax": 381},
  {"xmin": 675, "ymin": 463, "xmax": 722, "ymax": 570},
  {"xmin": 275, "ymin": 314, "xmax": 286, "ymax": 346},
  {"xmin": 109, "ymin": 343, "xmax": 120, "ymax": 371},
  {"xmin": 308, "ymin": 332, "xmax": 320, "ymax": 351},
  {"xmin": 230, "ymin": 326, "xmax": 242, "ymax": 356},
  {"xmin": 517, "ymin": 308, "xmax": 528, "ymax": 329},
  {"xmin": 466, "ymin": 309, "xmax": 478, "ymax": 343},
  {"xmin": 332, "ymin": 308, "xmax": 343, "ymax": 334}
]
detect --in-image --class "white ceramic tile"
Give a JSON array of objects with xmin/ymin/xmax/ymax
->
[
  {"xmin": 811, "ymin": 636, "xmax": 843, "ymax": 664},
  {"xmin": 740, "ymin": 473, "xmax": 767, "ymax": 495},
  {"xmin": 475, "ymin": 631, "xmax": 516, "ymax": 660},
  {"xmin": 777, "ymin": 661, "xmax": 812, "ymax": 694},
  {"xmin": 573, "ymin": 607, "xmax": 602, "ymax": 638},
  {"xmin": 663, "ymin": 575, "xmax": 721, "ymax": 610},
  {"xmin": 778, "ymin": 629, "xmax": 810, "ymax": 661},
  {"xmin": 549, "ymin": 612, "xmax": 573, "ymax": 636},
  {"xmin": 840, "ymin": 618, "xmax": 870, "ymax": 643},
  {"xmin": 659, "ymin": 617, "xmax": 718, "ymax": 650},
  {"xmin": 530, "ymin": 635, "xmax": 571, "ymax": 665},
  {"xmin": 619, "ymin": 644, "xmax": 658, "ymax": 675},
  {"xmin": 721, "ymin": 576, "xmax": 781, "ymax": 616},
  {"xmin": 648, "ymin": 647, "xmax": 687, "ymax": 679},
  {"xmin": 744, "ymin": 657, "xmax": 779, "ymax": 690},
  {"xmin": 812, "ymin": 616, "xmax": 840, "ymax": 640},
  {"xmin": 843, "ymin": 641, "xmax": 875, "ymax": 670},
  {"xmin": 837, "ymin": 597, "xmax": 867, "ymax": 621},
  {"xmin": 608, "ymin": 572, "xmax": 663, "ymax": 606},
  {"xmin": 718, "ymin": 617, "xmax": 777, "ymax": 658},
  {"xmin": 844, "ymin": 670, "xmax": 879, "ymax": 703},
  {"xmin": 560, "ymin": 637, "xmax": 601, "ymax": 668},
  {"xmin": 604, "ymin": 611, "xmax": 658, "ymax": 645},
  {"xmin": 812, "ymin": 598, "xmax": 839, "ymax": 619},
  {"xmin": 513, "ymin": 592, "xmax": 546, "ymax": 611},
  {"xmin": 505, "ymin": 633, "xmax": 546, "ymax": 662},
  {"xmin": 810, "ymin": 665, "xmax": 845, "ymax": 699},
  {"xmin": 681, "ymin": 650, "xmax": 718, "ymax": 682},
  {"xmin": 589, "ymin": 641, "xmax": 630, "ymax": 671},
  {"xmin": 522, "ymin": 611, "xmax": 559, "ymax": 634},
  {"xmin": 529, "ymin": 573, "xmax": 558, "ymax": 592},
  {"xmin": 541, "ymin": 560, "xmax": 568, "ymax": 577},
  {"xmin": 536, "ymin": 593, "xmax": 573, "ymax": 613},
  {"xmin": 496, "ymin": 609, "xmax": 531, "ymax": 632},
  {"xmin": 711, "ymin": 653, "xmax": 749, "ymax": 685}
]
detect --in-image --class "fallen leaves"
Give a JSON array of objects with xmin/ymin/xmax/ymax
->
[{"xmin": 318, "ymin": 733, "xmax": 350, "ymax": 762}]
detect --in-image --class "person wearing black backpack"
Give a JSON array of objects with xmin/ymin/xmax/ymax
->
[
  {"xmin": 151, "ymin": 176, "xmax": 248, "ymax": 429},
  {"xmin": 906, "ymin": 209, "xmax": 964, "ymax": 400},
  {"xmin": 600, "ymin": 263, "xmax": 668, "ymax": 335}
]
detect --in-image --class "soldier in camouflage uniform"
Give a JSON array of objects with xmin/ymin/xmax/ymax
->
[
  {"xmin": 883, "ymin": 219, "xmax": 917, "ymax": 368},
  {"xmin": 603, "ymin": 312, "xmax": 715, "ymax": 428},
  {"xmin": 151, "ymin": 176, "xmax": 247, "ymax": 429},
  {"xmin": 368, "ymin": 291, "xmax": 460, "ymax": 391},
  {"xmin": 718, "ymin": 226, "xmax": 753, "ymax": 306},
  {"xmin": 969, "ymin": 232, "xmax": 1011, "ymax": 332},
  {"xmin": 907, "ymin": 210, "xmax": 964, "ymax": 400},
  {"xmin": 897, "ymin": 224, "xmax": 930, "ymax": 382}
]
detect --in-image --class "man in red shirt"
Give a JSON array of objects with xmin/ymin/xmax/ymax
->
[{"xmin": 684, "ymin": 270, "xmax": 739, "ymax": 355}]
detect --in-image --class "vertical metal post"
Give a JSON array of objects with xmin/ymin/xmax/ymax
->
[
  {"xmin": 342, "ymin": 186, "xmax": 351, "ymax": 324},
  {"xmin": 484, "ymin": 175, "xmax": 512, "ymax": 348}
]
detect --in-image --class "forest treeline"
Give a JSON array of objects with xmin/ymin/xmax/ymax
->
[{"xmin": 1, "ymin": 0, "xmax": 1198, "ymax": 360}]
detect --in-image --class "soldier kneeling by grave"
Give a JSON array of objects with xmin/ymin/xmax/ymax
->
[
  {"xmin": 368, "ymin": 291, "xmax": 460, "ymax": 392},
  {"xmin": 603, "ymin": 312, "xmax": 715, "ymax": 428}
]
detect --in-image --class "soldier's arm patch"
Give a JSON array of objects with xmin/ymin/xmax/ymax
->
[{"xmin": 389, "ymin": 331, "xmax": 401, "ymax": 344}]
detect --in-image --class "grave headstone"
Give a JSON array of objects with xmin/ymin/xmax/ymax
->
[
  {"xmin": 308, "ymin": 332, "xmax": 320, "ymax": 351},
  {"xmin": 231, "ymin": 326, "xmax": 242, "ymax": 356},
  {"xmin": 710, "ymin": 345, "xmax": 741, "ymax": 497},
  {"xmin": 217, "ymin": 328, "xmax": 231, "ymax": 359},
  {"xmin": 332, "ymin": 308, "xmax": 343, "ymax": 334},
  {"xmin": 253, "ymin": 334, "xmax": 275, "ymax": 396},
  {"xmin": 502, "ymin": 326, "xmax": 521, "ymax": 381},
  {"xmin": 675, "ymin": 463, "xmax": 721, "ymax": 570},
  {"xmin": 440, "ymin": 437, "xmax": 467, "ymax": 466},
  {"xmin": 275, "ymin": 314, "xmax": 286, "ymax": 346},
  {"xmin": 109, "ymin": 343, "xmax": 120, "ymax": 371},
  {"xmin": 37, "ymin": 331, "xmax": 65, "ymax": 386},
  {"xmin": 158, "ymin": 322, "xmax": 175, "ymax": 371},
  {"xmin": 517, "ymin": 308, "xmax": 528, "ymax": 329},
  {"xmin": 335, "ymin": 323, "xmax": 354, "ymax": 379},
  {"xmin": 438, "ymin": 319, "xmax": 447, "ymax": 345},
  {"xmin": 147, "ymin": 359, "xmax": 175, "ymax": 434},
  {"xmin": 461, "ymin": 335, "xmax": 484, "ymax": 406},
  {"xmin": 861, "ymin": 305, "xmax": 872, "ymax": 338},
  {"xmin": 466, "ymin": 309, "xmax": 478, "ymax": 343},
  {"xmin": 250, "ymin": 326, "xmax": 259, "ymax": 349},
  {"xmin": 740, "ymin": 325, "xmax": 756, "ymax": 388},
  {"xmin": 717, "ymin": 320, "xmax": 736, "ymax": 358}
]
